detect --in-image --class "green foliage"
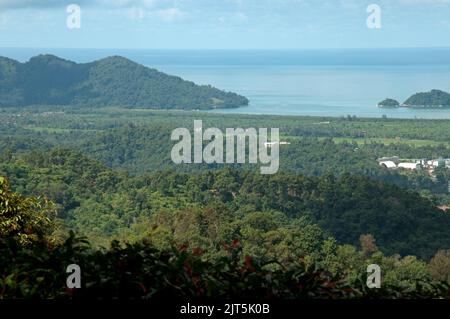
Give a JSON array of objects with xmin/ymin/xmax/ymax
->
[
  {"xmin": 0, "ymin": 232, "xmax": 448, "ymax": 300},
  {"xmin": 1, "ymin": 149, "xmax": 449, "ymax": 259},
  {"xmin": 0, "ymin": 176, "xmax": 55, "ymax": 244},
  {"xmin": 429, "ymin": 250, "xmax": 450, "ymax": 281},
  {"xmin": 0, "ymin": 232, "xmax": 364, "ymax": 300},
  {"xmin": 0, "ymin": 178, "xmax": 448, "ymax": 299},
  {"xmin": 1, "ymin": 107, "xmax": 450, "ymax": 299}
]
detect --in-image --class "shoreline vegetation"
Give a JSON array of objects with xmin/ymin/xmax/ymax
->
[
  {"xmin": 2, "ymin": 53, "xmax": 450, "ymax": 114},
  {"xmin": 379, "ymin": 89, "xmax": 450, "ymax": 109}
]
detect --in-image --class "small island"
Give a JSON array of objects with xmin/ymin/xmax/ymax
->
[
  {"xmin": 403, "ymin": 89, "xmax": 450, "ymax": 108},
  {"xmin": 378, "ymin": 89, "xmax": 450, "ymax": 109},
  {"xmin": 378, "ymin": 98, "xmax": 400, "ymax": 108}
]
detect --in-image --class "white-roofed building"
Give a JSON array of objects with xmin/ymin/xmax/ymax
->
[
  {"xmin": 264, "ymin": 141, "xmax": 291, "ymax": 148},
  {"xmin": 379, "ymin": 161, "xmax": 397, "ymax": 169},
  {"xmin": 398, "ymin": 162, "xmax": 421, "ymax": 170}
]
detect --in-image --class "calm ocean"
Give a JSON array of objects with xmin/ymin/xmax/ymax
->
[{"xmin": 2, "ymin": 47, "xmax": 450, "ymax": 119}]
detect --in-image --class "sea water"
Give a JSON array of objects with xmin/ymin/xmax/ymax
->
[{"xmin": 2, "ymin": 47, "xmax": 450, "ymax": 119}]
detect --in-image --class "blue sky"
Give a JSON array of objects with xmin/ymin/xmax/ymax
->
[{"xmin": 0, "ymin": 0, "xmax": 450, "ymax": 49}]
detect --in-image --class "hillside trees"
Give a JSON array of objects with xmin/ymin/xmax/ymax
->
[{"xmin": 0, "ymin": 176, "xmax": 55, "ymax": 244}]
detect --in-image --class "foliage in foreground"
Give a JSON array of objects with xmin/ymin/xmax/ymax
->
[
  {"xmin": 1, "ymin": 177, "xmax": 449, "ymax": 299},
  {"xmin": 1, "ymin": 233, "xmax": 449, "ymax": 300},
  {"xmin": 0, "ymin": 176, "xmax": 55, "ymax": 244}
]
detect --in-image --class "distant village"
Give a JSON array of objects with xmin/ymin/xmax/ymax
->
[{"xmin": 378, "ymin": 156, "xmax": 450, "ymax": 171}]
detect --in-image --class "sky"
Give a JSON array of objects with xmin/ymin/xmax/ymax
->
[{"xmin": 0, "ymin": 0, "xmax": 450, "ymax": 49}]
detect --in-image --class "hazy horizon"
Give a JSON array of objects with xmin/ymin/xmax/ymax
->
[{"xmin": 1, "ymin": 0, "xmax": 450, "ymax": 49}]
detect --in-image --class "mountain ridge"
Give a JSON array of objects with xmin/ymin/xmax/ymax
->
[{"xmin": 0, "ymin": 54, "xmax": 249, "ymax": 110}]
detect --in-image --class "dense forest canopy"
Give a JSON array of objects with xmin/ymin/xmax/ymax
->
[
  {"xmin": 1, "ymin": 106, "xmax": 450, "ymax": 299},
  {"xmin": 1, "ymin": 161, "xmax": 449, "ymax": 299},
  {"xmin": 2, "ymin": 149, "xmax": 449, "ymax": 258},
  {"xmin": 2, "ymin": 107, "xmax": 450, "ymax": 259},
  {"xmin": 0, "ymin": 55, "xmax": 249, "ymax": 110}
]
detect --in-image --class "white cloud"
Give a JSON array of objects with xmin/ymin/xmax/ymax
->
[
  {"xmin": 0, "ymin": 0, "xmax": 172, "ymax": 9},
  {"xmin": 399, "ymin": 0, "xmax": 450, "ymax": 4},
  {"xmin": 98, "ymin": 0, "xmax": 155, "ymax": 8},
  {"xmin": 120, "ymin": 3, "xmax": 187, "ymax": 22},
  {"xmin": 0, "ymin": 0, "xmax": 186, "ymax": 23},
  {"xmin": 155, "ymin": 7, "xmax": 186, "ymax": 22},
  {"xmin": 0, "ymin": 0, "xmax": 92, "ymax": 9},
  {"xmin": 128, "ymin": 6, "xmax": 145, "ymax": 20}
]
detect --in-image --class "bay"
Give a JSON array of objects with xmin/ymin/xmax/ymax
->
[{"xmin": 2, "ymin": 47, "xmax": 450, "ymax": 119}]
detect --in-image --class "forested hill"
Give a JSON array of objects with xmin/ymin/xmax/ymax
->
[
  {"xmin": 1, "ymin": 149, "xmax": 449, "ymax": 259},
  {"xmin": 403, "ymin": 89, "xmax": 450, "ymax": 108},
  {"xmin": 0, "ymin": 54, "xmax": 249, "ymax": 109}
]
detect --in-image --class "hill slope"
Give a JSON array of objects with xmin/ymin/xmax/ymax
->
[
  {"xmin": 403, "ymin": 89, "xmax": 450, "ymax": 108},
  {"xmin": 0, "ymin": 54, "xmax": 249, "ymax": 110}
]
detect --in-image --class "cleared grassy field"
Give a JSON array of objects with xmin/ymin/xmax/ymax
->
[
  {"xmin": 5, "ymin": 107, "xmax": 450, "ymax": 149},
  {"xmin": 327, "ymin": 137, "xmax": 450, "ymax": 147},
  {"xmin": 25, "ymin": 126, "xmax": 100, "ymax": 133},
  {"xmin": 283, "ymin": 135, "xmax": 449, "ymax": 147}
]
